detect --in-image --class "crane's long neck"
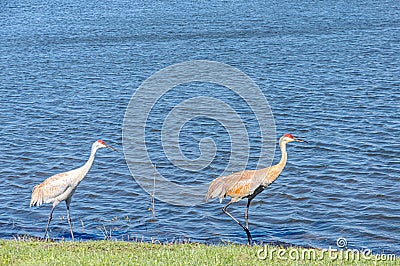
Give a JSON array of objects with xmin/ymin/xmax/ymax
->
[
  {"xmin": 277, "ymin": 139, "xmax": 288, "ymax": 169},
  {"xmin": 261, "ymin": 139, "xmax": 289, "ymax": 186},
  {"xmin": 77, "ymin": 146, "xmax": 98, "ymax": 183}
]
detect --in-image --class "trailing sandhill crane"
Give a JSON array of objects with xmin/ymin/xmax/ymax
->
[
  {"xmin": 30, "ymin": 140, "xmax": 117, "ymax": 241},
  {"xmin": 206, "ymin": 133, "xmax": 307, "ymax": 244}
]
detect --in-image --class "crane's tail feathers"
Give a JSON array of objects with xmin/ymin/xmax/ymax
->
[
  {"xmin": 205, "ymin": 178, "xmax": 227, "ymax": 203},
  {"xmin": 30, "ymin": 185, "xmax": 44, "ymax": 207}
]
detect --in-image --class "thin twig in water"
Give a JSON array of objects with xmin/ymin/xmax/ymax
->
[
  {"xmin": 98, "ymin": 225, "xmax": 113, "ymax": 240},
  {"xmin": 80, "ymin": 218, "xmax": 84, "ymax": 232},
  {"xmin": 149, "ymin": 164, "xmax": 156, "ymax": 220}
]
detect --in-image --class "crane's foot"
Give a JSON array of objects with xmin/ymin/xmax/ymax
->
[
  {"xmin": 43, "ymin": 230, "xmax": 49, "ymax": 241},
  {"xmin": 69, "ymin": 224, "xmax": 75, "ymax": 242},
  {"xmin": 244, "ymin": 227, "xmax": 252, "ymax": 245}
]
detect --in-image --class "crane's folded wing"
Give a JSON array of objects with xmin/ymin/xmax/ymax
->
[{"xmin": 30, "ymin": 172, "xmax": 71, "ymax": 207}]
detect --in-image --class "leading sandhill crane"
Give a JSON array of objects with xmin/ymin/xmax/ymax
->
[
  {"xmin": 206, "ymin": 134, "xmax": 307, "ymax": 245},
  {"xmin": 30, "ymin": 140, "xmax": 117, "ymax": 241}
]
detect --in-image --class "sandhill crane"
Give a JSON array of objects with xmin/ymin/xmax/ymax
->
[
  {"xmin": 206, "ymin": 133, "xmax": 307, "ymax": 244},
  {"xmin": 30, "ymin": 140, "xmax": 117, "ymax": 241}
]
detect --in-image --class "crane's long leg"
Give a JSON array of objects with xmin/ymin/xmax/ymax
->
[
  {"xmin": 66, "ymin": 200, "xmax": 74, "ymax": 241},
  {"xmin": 222, "ymin": 201, "xmax": 252, "ymax": 245},
  {"xmin": 244, "ymin": 198, "xmax": 252, "ymax": 229},
  {"xmin": 44, "ymin": 205, "xmax": 56, "ymax": 240}
]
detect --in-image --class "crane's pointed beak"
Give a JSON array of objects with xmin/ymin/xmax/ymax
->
[
  {"xmin": 107, "ymin": 145, "xmax": 118, "ymax": 152},
  {"xmin": 294, "ymin": 137, "xmax": 308, "ymax": 143}
]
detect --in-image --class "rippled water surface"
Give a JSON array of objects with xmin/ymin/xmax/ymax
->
[{"xmin": 1, "ymin": 0, "xmax": 399, "ymax": 255}]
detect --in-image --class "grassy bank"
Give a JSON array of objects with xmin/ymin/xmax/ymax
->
[{"xmin": 0, "ymin": 239, "xmax": 398, "ymax": 265}]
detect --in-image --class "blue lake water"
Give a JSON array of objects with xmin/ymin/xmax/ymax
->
[{"xmin": 1, "ymin": 0, "xmax": 399, "ymax": 256}]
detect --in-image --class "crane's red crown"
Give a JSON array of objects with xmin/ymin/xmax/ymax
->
[
  {"xmin": 284, "ymin": 133, "xmax": 294, "ymax": 139},
  {"xmin": 97, "ymin": 140, "xmax": 106, "ymax": 145}
]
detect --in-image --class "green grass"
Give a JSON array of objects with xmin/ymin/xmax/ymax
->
[{"xmin": 0, "ymin": 239, "xmax": 398, "ymax": 266}]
